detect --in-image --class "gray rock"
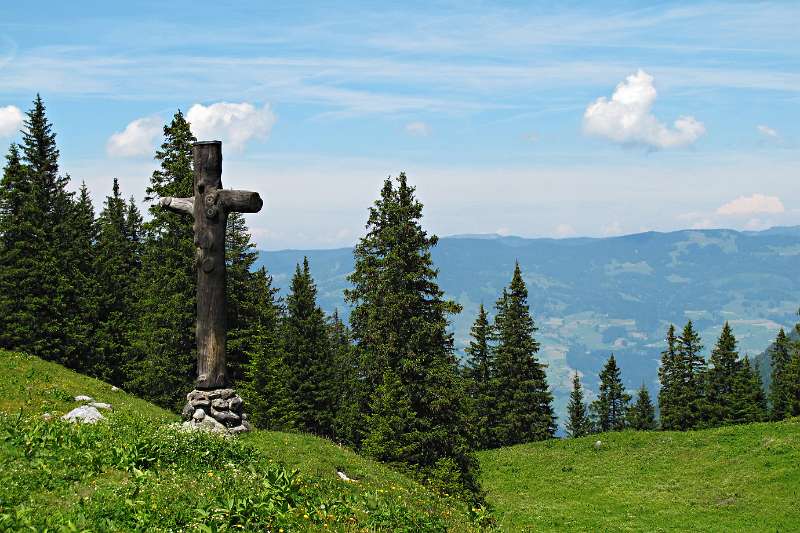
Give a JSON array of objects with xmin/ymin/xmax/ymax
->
[
  {"xmin": 89, "ymin": 402, "xmax": 112, "ymax": 410},
  {"xmin": 242, "ymin": 420, "xmax": 252, "ymax": 431},
  {"xmin": 111, "ymin": 386, "xmax": 121, "ymax": 392},
  {"xmin": 228, "ymin": 396, "xmax": 243, "ymax": 412},
  {"xmin": 211, "ymin": 398, "xmax": 229, "ymax": 410},
  {"xmin": 229, "ymin": 424, "xmax": 250, "ymax": 434},
  {"xmin": 193, "ymin": 408, "xmax": 206, "ymax": 421},
  {"xmin": 241, "ymin": 413, "xmax": 248, "ymax": 421},
  {"xmin": 205, "ymin": 390, "xmax": 222, "ymax": 400},
  {"xmin": 199, "ymin": 415, "xmax": 227, "ymax": 433},
  {"xmin": 220, "ymin": 389, "xmax": 235, "ymax": 400},
  {"xmin": 74, "ymin": 395, "xmax": 94, "ymax": 403},
  {"xmin": 62, "ymin": 405, "xmax": 104, "ymax": 424},
  {"xmin": 210, "ymin": 408, "xmax": 240, "ymax": 425},
  {"xmin": 182, "ymin": 403, "xmax": 195, "ymax": 419},
  {"xmin": 190, "ymin": 398, "xmax": 211, "ymax": 409}
]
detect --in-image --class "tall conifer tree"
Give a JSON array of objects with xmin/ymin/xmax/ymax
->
[
  {"xmin": 225, "ymin": 212, "xmax": 261, "ymax": 385},
  {"xmin": 463, "ymin": 304, "xmax": 496, "ymax": 449},
  {"xmin": 241, "ymin": 267, "xmax": 295, "ymax": 430},
  {"xmin": 566, "ymin": 372, "xmax": 591, "ymax": 438},
  {"xmin": 0, "ymin": 143, "xmax": 38, "ymax": 351},
  {"xmin": 675, "ymin": 321, "xmax": 706, "ymax": 430},
  {"xmin": 787, "ymin": 323, "xmax": 800, "ymax": 417},
  {"xmin": 591, "ymin": 354, "xmax": 630, "ymax": 432},
  {"xmin": 492, "ymin": 263, "xmax": 556, "ymax": 445},
  {"xmin": 731, "ymin": 357, "xmax": 767, "ymax": 424},
  {"xmin": 769, "ymin": 328, "xmax": 793, "ymax": 420},
  {"xmin": 1, "ymin": 96, "xmax": 76, "ymax": 363},
  {"xmin": 628, "ymin": 384, "xmax": 657, "ymax": 430},
  {"xmin": 705, "ymin": 322, "xmax": 740, "ymax": 427},
  {"xmin": 328, "ymin": 310, "xmax": 361, "ymax": 447},
  {"xmin": 658, "ymin": 324, "xmax": 680, "ymax": 430},
  {"xmin": 127, "ymin": 111, "xmax": 197, "ymax": 410},
  {"xmin": 63, "ymin": 182, "xmax": 99, "ymax": 371},
  {"xmin": 345, "ymin": 174, "xmax": 480, "ymax": 500},
  {"xmin": 283, "ymin": 257, "xmax": 336, "ymax": 437},
  {"xmin": 93, "ymin": 179, "xmax": 140, "ymax": 383}
]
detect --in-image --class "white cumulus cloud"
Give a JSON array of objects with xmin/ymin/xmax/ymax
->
[
  {"xmin": 107, "ymin": 116, "xmax": 163, "ymax": 158},
  {"xmin": 187, "ymin": 102, "xmax": 275, "ymax": 152},
  {"xmin": 554, "ymin": 223, "xmax": 575, "ymax": 237},
  {"xmin": 716, "ymin": 194, "xmax": 784, "ymax": 216},
  {"xmin": 0, "ymin": 105, "xmax": 23, "ymax": 138},
  {"xmin": 757, "ymin": 124, "xmax": 779, "ymax": 138},
  {"xmin": 583, "ymin": 70, "xmax": 705, "ymax": 149},
  {"xmin": 405, "ymin": 121, "xmax": 430, "ymax": 136}
]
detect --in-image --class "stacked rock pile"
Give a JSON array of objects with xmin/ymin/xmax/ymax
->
[{"xmin": 182, "ymin": 389, "xmax": 251, "ymax": 434}]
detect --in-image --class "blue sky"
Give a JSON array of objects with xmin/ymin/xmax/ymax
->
[{"xmin": 0, "ymin": 1, "xmax": 798, "ymax": 249}]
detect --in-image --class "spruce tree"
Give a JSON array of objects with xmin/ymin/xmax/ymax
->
[
  {"xmin": 283, "ymin": 257, "xmax": 336, "ymax": 437},
  {"xmin": 591, "ymin": 354, "xmax": 630, "ymax": 432},
  {"xmin": 328, "ymin": 310, "xmax": 362, "ymax": 447},
  {"xmin": 62, "ymin": 182, "xmax": 99, "ymax": 371},
  {"xmin": 241, "ymin": 267, "xmax": 295, "ymax": 430},
  {"xmin": 704, "ymin": 322, "xmax": 740, "ymax": 427},
  {"xmin": 127, "ymin": 111, "xmax": 197, "ymax": 410},
  {"xmin": 658, "ymin": 324, "xmax": 680, "ymax": 430},
  {"xmin": 788, "ymin": 324, "xmax": 800, "ymax": 417},
  {"xmin": 463, "ymin": 304, "xmax": 496, "ymax": 449},
  {"xmin": 769, "ymin": 328, "xmax": 792, "ymax": 420},
  {"xmin": 93, "ymin": 179, "xmax": 140, "ymax": 384},
  {"xmin": 566, "ymin": 372, "xmax": 591, "ymax": 438},
  {"xmin": 0, "ymin": 143, "xmax": 38, "ymax": 351},
  {"xmin": 345, "ymin": 174, "xmax": 480, "ymax": 500},
  {"xmin": 628, "ymin": 384, "xmax": 657, "ymax": 430},
  {"xmin": 731, "ymin": 357, "xmax": 767, "ymax": 424},
  {"xmin": 225, "ymin": 212, "xmax": 261, "ymax": 385},
  {"xmin": 0, "ymin": 96, "xmax": 76, "ymax": 364},
  {"xmin": 492, "ymin": 263, "xmax": 556, "ymax": 445},
  {"xmin": 675, "ymin": 320, "xmax": 706, "ymax": 430}
]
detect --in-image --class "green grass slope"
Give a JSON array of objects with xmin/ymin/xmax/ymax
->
[
  {"xmin": 479, "ymin": 421, "xmax": 800, "ymax": 531},
  {"xmin": 0, "ymin": 351, "xmax": 476, "ymax": 531}
]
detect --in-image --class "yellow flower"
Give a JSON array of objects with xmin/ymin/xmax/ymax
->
[{"xmin": 304, "ymin": 514, "xmax": 310, "ymax": 520}]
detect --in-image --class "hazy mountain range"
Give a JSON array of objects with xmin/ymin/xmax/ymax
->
[{"xmin": 256, "ymin": 226, "xmax": 800, "ymax": 421}]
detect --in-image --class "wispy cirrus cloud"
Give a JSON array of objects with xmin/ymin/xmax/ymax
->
[{"xmin": 405, "ymin": 121, "xmax": 430, "ymax": 136}]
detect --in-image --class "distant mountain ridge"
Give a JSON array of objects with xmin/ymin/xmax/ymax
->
[{"xmin": 256, "ymin": 226, "xmax": 800, "ymax": 419}]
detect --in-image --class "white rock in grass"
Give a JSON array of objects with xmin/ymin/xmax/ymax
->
[
  {"xmin": 89, "ymin": 402, "xmax": 112, "ymax": 410},
  {"xmin": 111, "ymin": 386, "xmax": 121, "ymax": 392},
  {"xmin": 594, "ymin": 440, "xmax": 603, "ymax": 450},
  {"xmin": 62, "ymin": 405, "xmax": 104, "ymax": 424},
  {"xmin": 74, "ymin": 395, "xmax": 94, "ymax": 403}
]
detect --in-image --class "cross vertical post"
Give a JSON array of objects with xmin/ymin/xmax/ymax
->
[{"xmin": 161, "ymin": 140, "xmax": 263, "ymax": 390}]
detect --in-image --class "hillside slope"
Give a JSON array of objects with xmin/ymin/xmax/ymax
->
[
  {"xmin": 479, "ymin": 421, "xmax": 800, "ymax": 531},
  {"xmin": 0, "ymin": 351, "xmax": 476, "ymax": 531}
]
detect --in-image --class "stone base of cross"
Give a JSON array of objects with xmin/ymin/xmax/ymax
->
[{"xmin": 161, "ymin": 141, "xmax": 263, "ymax": 434}]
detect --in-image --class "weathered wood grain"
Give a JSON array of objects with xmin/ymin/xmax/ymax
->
[{"xmin": 160, "ymin": 140, "xmax": 263, "ymax": 389}]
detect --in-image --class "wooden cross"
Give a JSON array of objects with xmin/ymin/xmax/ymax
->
[{"xmin": 161, "ymin": 141, "xmax": 263, "ymax": 389}]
